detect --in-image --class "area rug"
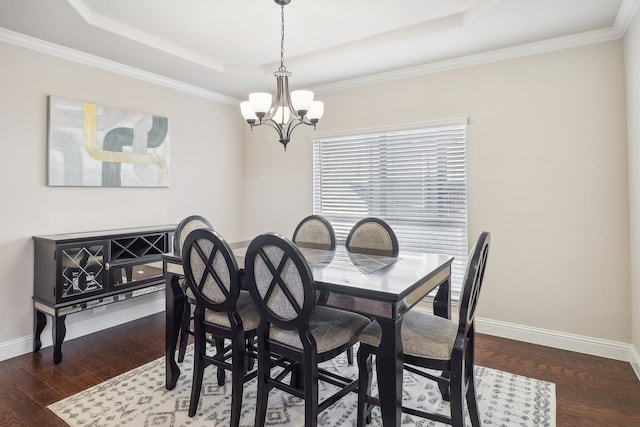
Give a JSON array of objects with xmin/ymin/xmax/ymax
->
[{"xmin": 48, "ymin": 345, "xmax": 555, "ymax": 426}]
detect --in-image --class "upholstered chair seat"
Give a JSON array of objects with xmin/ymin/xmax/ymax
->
[
  {"xmin": 358, "ymin": 310, "xmax": 457, "ymax": 361},
  {"xmin": 204, "ymin": 290, "xmax": 260, "ymax": 331},
  {"xmin": 270, "ymin": 305, "xmax": 370, "ymax": 353}
]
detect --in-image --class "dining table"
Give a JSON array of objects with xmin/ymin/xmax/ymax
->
[{"xmin": 162, "ymin": 240, "xmax": 453, "ymax": 427}]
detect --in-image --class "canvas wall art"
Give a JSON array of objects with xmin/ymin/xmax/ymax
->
[{"xmin": 47, "ymin": 96, "xmax": 170, "ymax": 187}]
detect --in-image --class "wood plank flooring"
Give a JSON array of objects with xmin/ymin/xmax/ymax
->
[{"xmin": 0, "ymin": 312, "xmax": 638, "ymax": 426}]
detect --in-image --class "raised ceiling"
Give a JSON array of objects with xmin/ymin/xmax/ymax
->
[{"xmin": 0, "ymin": 0, "xmax": 636, "ymax": 101}]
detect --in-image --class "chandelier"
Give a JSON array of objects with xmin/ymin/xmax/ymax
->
[{"xmin": 240, "ymin": 0, "xmax": 324, "ymax": 151}]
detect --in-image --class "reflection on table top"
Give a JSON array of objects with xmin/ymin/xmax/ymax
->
[{"xmin": 166, "ymin": 240, "xmax": 452, "ymax": 305}]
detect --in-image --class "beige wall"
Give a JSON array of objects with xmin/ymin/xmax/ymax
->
[
  {"xmin": 243, "ymin": 41, "xmax": 631, "ymax": 342},
  {"xmin": 0, "ymin": 29, "xmax": 634, "ymax": 359},
  {"xmin": 624, "ymin": 9, "xmax": 640, "ymax": 362},
  {"xmin": 0, "ymin": 41, "xmax": 245, "ymax": 345}
]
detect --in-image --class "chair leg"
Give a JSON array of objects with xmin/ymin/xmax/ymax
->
[
  {"xmin": 439, "ymin": 370, "xmax": 451, "ymax": 401},
  {"xmin": 230, "ymin": 335, "xmax": 247, "ymax": 427},
  {"xmin": 246, "ymin": 336, "xmax": 255, "ymax": 371},
  {"xmin": 303, "ymin": 352, "xmax": 319, "ymax": 427},
  {"xmin": 254, "ymin": 334, "xmax": 269, "ymax": 427},
  {"xmin": 290, "ymin": 362, "xmax": 303, "ymax": 388},
  {"xmin": 177, "ymin": 301, "xmax": 191, "ymax": 363},
  {"xmin": 347, "ymin": 346, "xmax": 354, "ymax": 365},
  {"xmin": 465, "ymin": 334, "xmax": 481, "ymax": 427},
  {"xmin": 215, "ymin": 337, "xmax": 226, "ymax": 386},
  {"xmin": 448, "ymin": 364, "xmax": 465, "ymax": 427},
  {"xmin": 356, "ymin": 346, "xmax": 373, "ymax": 427},
  {"xmin": 466, "ymin": 370, "xmax": 481, "ymax": 427},
  {"xmin": 188, "ymin": 313, "xmax": 206, "ymax": 417}
]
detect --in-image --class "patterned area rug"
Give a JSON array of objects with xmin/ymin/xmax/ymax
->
[{"xmin": 48, "ymin": 345, "xmax": 555, "ymax": 426}]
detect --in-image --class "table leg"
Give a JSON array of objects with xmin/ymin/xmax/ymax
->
[
  {"xmin": 375, "ymin": 317, "xmax": 403, "ymax": 427},
  {"xmin": 52, "ymin": 314, "xmax": 66, "ymax": 364},
  {"xmin": 165, "ymin": 273, "xmax": 184, "ymax": 389},
  {"xmin": 34, "ymin": 310, "xmax": 47, "ymax": 352},
  {"xmin": 433, "ymin": 277, "xmax": 451, "ymax": 319}
]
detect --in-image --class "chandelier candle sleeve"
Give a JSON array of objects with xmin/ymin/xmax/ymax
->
[{"xmin": 239, "ymin": 0, "xmax": 324, "ymax": 151}]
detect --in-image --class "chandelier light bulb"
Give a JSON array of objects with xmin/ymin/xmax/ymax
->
[
  {"xmin": 240, "ymin": 102, "xmax": 258, "ymax": 123},
  {"xmin": 290, "ymin": 90, "xmax": 314, "ymax": 116},
  {"xmin": 249, "ymin": 93, "xmax": 272, "ymax": 117},
  {"xmin": 307, "ymin": 101, "xmax": 324, "ymax": 123},
  {"xmin": 274, "ymin": 106, "xmax": 290, "ymax": 125}
]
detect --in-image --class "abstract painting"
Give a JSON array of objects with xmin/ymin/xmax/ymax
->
[{"xmin": 47, "ymin": 96, "xmax": 170, "ymax": 187}]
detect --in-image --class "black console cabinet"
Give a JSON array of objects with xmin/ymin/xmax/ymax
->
[{"xmin": 33, "ymin": 225, "xmax": 175, "ymax": 363}]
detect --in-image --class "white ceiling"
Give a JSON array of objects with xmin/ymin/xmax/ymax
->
[{"xmin": 0, "ymin": 0, "xmax": 637, "ymax": 101}]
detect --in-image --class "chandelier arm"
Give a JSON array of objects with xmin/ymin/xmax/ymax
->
[
  {"xmin": 261, "ymin": 119, "xmax": 287, "ymax": 141},
  {"xmin": 281, "ymin": 74, "xmax": 297, "ymax": 115},
  {"xmin": 265, "ymin": 118, "xmax": 291, "ymax": 149},
  {"xmin": 283, "ymin": 118, "xmax": 306, "ymax": 141}
]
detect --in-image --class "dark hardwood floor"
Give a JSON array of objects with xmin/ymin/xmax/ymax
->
[{"xmin": 0, "ymin": 312, "xmax": 638, "ymax": 426}]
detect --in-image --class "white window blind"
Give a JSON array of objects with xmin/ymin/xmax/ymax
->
[{"xmin": 312, "ymin": 121, "xmax": 468, "ymax": 296}]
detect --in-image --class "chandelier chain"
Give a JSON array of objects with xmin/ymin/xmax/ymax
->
[{"xmin": 280, "ymin": 4, "xmax": 286, "ymax": 71}]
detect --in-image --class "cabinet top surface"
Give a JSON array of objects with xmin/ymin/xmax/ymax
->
[{"xmin": 33, "ymin": 225, "xmax": 176, "ymax": 243}]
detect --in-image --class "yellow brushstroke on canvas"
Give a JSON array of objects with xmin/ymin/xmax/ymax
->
[{"xmin": 83, "ymin": 102, "xmax": 168, "ymax": 186}]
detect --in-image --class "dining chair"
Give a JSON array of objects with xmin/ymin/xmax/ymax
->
[
  {"xmin": 292, "ymin": 214, "xmax": 336, "ymax": 250},
  {"xmin": 173, "ymin": 215, "xmax": 213, "ymax": 363},
  {"xmin": 181, "ymin": 228, "xmax": 260, "ymax": 425},
  {"xmin": 345, "ymin": 217, "xmax": 399, "ymax": 257},
  {"xmin": 356, "ymin": 231, "xmax": 490, "ymax": 427},
  {"xmin": 292, "ymin": 214, "xmax": 336, "ymax": 307},
  {"xmin": 342, "ymin": 216, "xmax": 399, "ymax": 363},
  {"xmin": 245, "ymin": 233, "xmax": 371, "ymax": 427}
]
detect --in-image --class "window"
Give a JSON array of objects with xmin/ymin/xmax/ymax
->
[{"xmin": 312, "ymin": 120, "xmax": 468, "ymax": 296}]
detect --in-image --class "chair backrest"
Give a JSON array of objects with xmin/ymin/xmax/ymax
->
[
  {"xmin": 182, "ymin": 228, "xmax": 240, "ymax": 314},
  {"xmin": 174, "ymin": 215, "xmax": 213, "ymax": 256},
  {"xmin": 292, "ymin": 215, "xmax": 336, "ymax": 250},
  {"xmin": 245, "ymin": 233, "xmax": 315, "ymax": 331},
  {"xmin": 458, "ymin": 231, "xmax": 490, "ymax": 332},
  {"xmin": 345, "ymin": 217, "xmax": 399, "ymax": 257}
]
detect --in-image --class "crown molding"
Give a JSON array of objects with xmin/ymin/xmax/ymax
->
[
  {"xmin": 615, "ymin": 0, "xmax": 640, "ymax": 34},
  {"xmin": 2, "ymin": 1, "xmax": 637, "ymax": 105},
  {"xmin": 311, "ymin": 26, "xmax": 623, "ymax": 95},
  {"xmin": 0, "ymin": 27, "xmax": 238, "ymax": 106}
]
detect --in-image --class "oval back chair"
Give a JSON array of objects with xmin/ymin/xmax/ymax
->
[
  {"xmin": 292, "ymin": 215, "xmax": 336, "ymax": 250},
  {"xmin": 356, "ymin": 231, "xmax": 491, "ymax": 427},
  {"xmin": 182, "ymin": 228, "xmax": 259, "ymax": 426},
  {"xmin": 173, "ymin": 215, "xmax": 214, "ymax": 362},
  {"xmin": 245, "ymin": 233, "xmax": 370, "ymax": 427},
  {"xmin": 345, "ymin": 217, "xmax": 399, "ymax": 257}
]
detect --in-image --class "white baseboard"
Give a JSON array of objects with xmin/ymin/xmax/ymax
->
[
  {"xmin": 414, "ymin": 302, "xmax": 634, "ymax": 363},
  {"xmin": 0, "ymin": 293, "xmax": 164, "ymax": 363},
  {"xmin": 475, "ymin": 316, "xmax": 632, "ymax": 362},
  {"xmin": 631, "ymin": 345, "xmax": 640, "ymax": 381}
]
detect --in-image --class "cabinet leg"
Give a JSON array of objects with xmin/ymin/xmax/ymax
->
[
  {"xmin": 34, "ymin": 310, "xmax": 47, "ymax": 352},
  {"xmin": 52, "ymin": 315, "xmax": 67, "ymax": 364}
]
